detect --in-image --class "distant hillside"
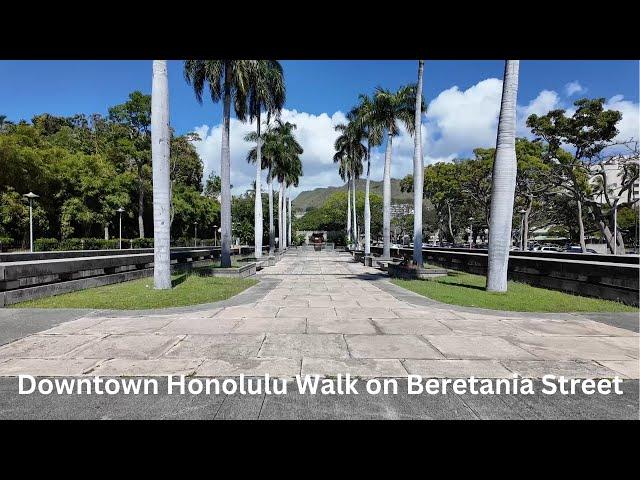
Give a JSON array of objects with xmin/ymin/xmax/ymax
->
[{"xmin": 293, "ymin": 178, "xmax": 412, "ymax": 212}]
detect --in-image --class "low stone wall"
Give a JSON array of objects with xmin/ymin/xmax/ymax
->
[
  {"xmin": 370, "ymin": 246, "xmax": 640, "ymax": 306},
  {"xmin": 196, "ymin": 262, "xmax": 256, "ymax": 278},
  {"xmin": 387, "ymin": 264, "xmax": 448, "ymax": 280},
  {"xmin": 0, "ymin": 247, "xmax": 251, "ymax": 307}
]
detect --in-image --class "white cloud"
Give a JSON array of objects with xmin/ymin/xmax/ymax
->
[
  {"xmin": 564, "ymin": 81, "xmax": 586, "ymax": 96},
  {"xmin": 424, "ymin": 78, "xmax": 503, "ymax": 157},
  {"xmin": 190, "ymin": 81, "xmax": 638, "ymax": 198},
  {"xmin": 605, "ymin": 94, "xmax": 639, "ymax": 145},
  {"xmin": 191, "ymin": 108, "xmax": 347, "ymax": 198},
  {"xmin": 517, "ymin": 89, "xmax": 561, "ymax": 137}
]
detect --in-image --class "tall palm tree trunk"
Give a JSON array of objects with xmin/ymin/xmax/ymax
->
[
  {"xmin": 254, "ymin": 112, "xmax": 263, "ymax": 258},
  {"xmin": 288, "ymin": 193, "xmax": 292, "ymax": 246},
  {"xmin": 382, "ymin": 131, "xmax": 393, "ymax": 258},
  {"xmin": 412, "ymin": 60, "xmax": 425, "ymax": 266},
  {"xmin": 347, "ymin": 177, "xmax": 352, "ymax": 245},
  {"xmin": 283, "ymin": 185, "xmax": 288, "ymax": 248},
  {"xmin": 268, "ymin": 171, "xmax": 274, "ymax": 255},
  {"xmin": 364, "ymin": 144, "xmax": 371, "ymax": 256},
  {"xmin": 278, "ymin": 182, "xmax": 284, "ymax": 250},
  {"xmin": 352, "ymin": 173, "xmax": 358, "ymax": 248},
  {"xmin": 486, "ymin": 60, "xmax": 520, "ymax": 292},
  {"xmin": 220, "ymin": 65, "xmax": 233, "ymax": 267},
  {"xmin": 151, "ymin": 60, "xmax": 171, "ymax": 290}
]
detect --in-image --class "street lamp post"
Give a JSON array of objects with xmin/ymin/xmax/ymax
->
[
  {"xmin": 519, "ymin": 209, "xmax": 527, "ymax": 251},
  {"xmin": 611, "ymin": 196, "xmax": 620, "ymax": 255},
  {"xmin": 116, "ymin": 207, "xmax": 125, "ymax": 250},
  {"xmin": 194, "ymin": 222, "xmax": 198, "ymax": 247},
  {"xmin": 468, "ymin": 217, "xmax": 474, "ymax": 249},
  {"xmin": 213, "ymin": 225, "xmax": 218, "ymax": 247},
  {"xmin": 23, "ymin": 192, "xmax": 39, "ymax": 253}
]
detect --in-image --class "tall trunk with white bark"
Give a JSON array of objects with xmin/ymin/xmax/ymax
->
[
  {"xmin": 283, "ymin": 185, "xmax": 288, "ymax": 248},
  {"xmin": 268, "ymin": 171, "xmax": 274, "ymax": 255},
  {"xmin": 278, "ymin": 183, "xmax": 284, "ymax": 250},
  {"xmin": 486, "ymin": 60, "xmax": 520, "ymax": 292},
  {"xmin": 412, "ymin": 59, "xmax": 425, "ymax": 266},
  {"xmin": 288, "ymin": 193, "xmax": 292, "ymax": 246},
  {"xmin": 220, "ymin": 65, "xmax": 233, "ymax": 267},
  {"xmin": 382, "ymin": 131, "xmax": 393, "ymax": 258},
  {"xmin": 346, "ymin": 178, "xmax": 352, "ymax": 245},
  {"xmin": 352, "ymin": 173, "xmax": 358, "ymax": 248},
  {"xmin": 364, "ymin": 144, "xmax": 371, "ymax": 256},
  {"xmin": 151, "ymin": 60, "xmax": 171, "ymax": 290},
  {"xmin": 254, "ymin": 113, "xmax": 263, "ymax": 258}
]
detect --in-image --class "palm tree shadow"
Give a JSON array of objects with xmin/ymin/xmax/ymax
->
[
  {"xmin": 440, "ymin": 281, "xmax": 485, "ymax": 291},
  {"xmin": 171, "ymin": 274, "xmax": 188, "ymax": 288}
]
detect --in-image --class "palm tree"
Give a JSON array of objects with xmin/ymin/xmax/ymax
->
[
  {"xmin": 151, "ymin": 60, "xmax": 171, "ymax": 289},
  {"xmin": 412, "ymin": 60, "xmax": 425, "ymax": 266},
  {"xmin": 285, "ymin": 156, "xmax": 303, "ymax": 246},
  {"xmin": 487, "ymin": 60, "xmax": 520, "ymax": 292},
  {"xmin": 334, "ymin": 120, "xmax": 366, "ymax": 248},
  {"xmin": 184, "ymin": 60, "xmax": 251, "ymax": 267},
  {"xmin": 372, "ymin": 85, "xmax": 419, "ymax": 258},
  {"xmin": 269, "ymin": 121, "xmax": 303, "ymax": 251},
  {"xmin": 351, "ymin": 95, "xmax": 383, "ymax": 256},
  {"xmin": 245, "ymin": 60, "xmax": 285, "ymax": 258}
]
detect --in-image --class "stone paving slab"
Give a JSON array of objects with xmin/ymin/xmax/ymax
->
[
  {"xmin": 596, "ymin": 360, "xmax": 640, "ymax": 379},
  {"xmin": 372, "ymin": 318, "xmax": 452, "ymax": 335},
  {"xmin": 307, "ymin": 317, "xmax": 377, "ymax": 334},
  {"xmin": 500, "ymin": 360, "xmax": 624, "ymax": 379},
  {"xmin": 259, "ymin": 333, "xmax": 349, "ymax": 359},
  {"xmin": 0, "ymin": 334, "xmax": 104, "ymax": 359},
  {"xmin": 508, "ymin": 335, "xmax": 636, "ymax": 361},
  {"xmin": 232, "ymin": 317, "xmax": 306, "ymax": 334},
  {"xmin": 301, "ymin": 358, "xmax": 407, "ymax": 377},
  {"xmin": 159, "ymin": 317, "xmax": 240, "ymax": 335},
  {"xmin": 70, "ymin": 334, "xmax": 182, "ymax": 360},
  {"xmin": 165, "ymin": 334, "xmax": 264, "ymax": 359},
  {"xmin": 345, "ymin": 335, "xmax": 444, "ymax": 359},
  {"xmin": 90, "ymin": 358, "xmax": 203, "ymax": 376},
  {"xmin": 402, "ymin": 359, "xmax": 514, "ymax": 378},
  {"xmin": 0, "ymin": 358, "xmax": 101, "ymax": 376},
  {"xmin": 425, "ymin": 336, "xmax": 537, "ymax": 360},
  {"xmin": 195, "ymin": 357, "xmax": 300, "ymax": 377}
]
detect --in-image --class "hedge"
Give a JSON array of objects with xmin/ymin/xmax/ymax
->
[
  {"xmin": 0, "ymin": 236, "xmax": 14, "ymax": 252},
  {"xmin": 34, "ymin": 238, "xmax": 60, "ymax": 251}
]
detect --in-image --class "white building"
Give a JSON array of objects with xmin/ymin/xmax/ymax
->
[{"xmin": 590, "ymin": 155, "xmax": 640, "ymax": 204}]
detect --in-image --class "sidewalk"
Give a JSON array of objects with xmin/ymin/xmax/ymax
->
[{"xmin": 0, "ymin": 250, "xmax": 637, "ymax": 380}]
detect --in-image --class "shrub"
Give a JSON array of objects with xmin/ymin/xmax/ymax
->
[
  {"xmin": 0, "ymin": 236, "xmax": 13, "ymax": 252},
  {"xmin": 327, "ymin": 231, "xmax": 346, "ymax": 246},
  {"xmin": 131, "ymin": 237, "xmax": 154, "ymax": 249},
  {"xmin": 293, "ymin": 233, "xmax": 306, "ymax": 246},
  {"xmin": 81, "ymin": 238, "xmax": 119, "ymax": 250},
  {"xmin": 59, "ymin": 238, "xmax": 83, "ymax": 250},
  {"xmin": 34, "ymin": 238, "xmax": 59, "ymax": 251}
]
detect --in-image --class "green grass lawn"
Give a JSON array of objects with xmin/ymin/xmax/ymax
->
[
  {"xmin": 14, "ymin": 273, "xmax": 257, "ymax": 310},
  {"xmin": 392, "ymin": 271, "xmax": 638, "ymax": 313}
]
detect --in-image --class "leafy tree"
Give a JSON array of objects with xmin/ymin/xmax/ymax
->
[
  {"xmin": 108, "ymin": 91, "xmax": 152, "ymax": 238},
  {"xmin": 527, "ymin": 97, "xmax": 626, "ymax": 252}
]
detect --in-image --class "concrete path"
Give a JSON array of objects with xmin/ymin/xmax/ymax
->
[{"xmin": 0, "ymin": 249, "xmax": 637, "ymax": 380}]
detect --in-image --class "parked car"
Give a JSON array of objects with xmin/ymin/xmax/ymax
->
[
  {"xmin": 565, "ymin": 245, "xmax": 598, "ymax": 254},
  {"xmin": 540, "ymin": 246, "xmax": 563, "ymax": 252}
]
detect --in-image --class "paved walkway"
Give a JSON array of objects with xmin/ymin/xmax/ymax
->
[{"xmin": 0, "ymin": 249, "xmax": 637, "ymax": 379}]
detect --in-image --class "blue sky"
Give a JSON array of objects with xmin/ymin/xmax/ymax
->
[{"xmin": 0, "ymin": 60, "xmax": 638, "ymax": 194}]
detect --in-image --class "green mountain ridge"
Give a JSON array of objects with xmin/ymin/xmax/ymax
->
[{"xmin": 293, "ymin": 178, "xmax": 412, "ymax": 212}]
